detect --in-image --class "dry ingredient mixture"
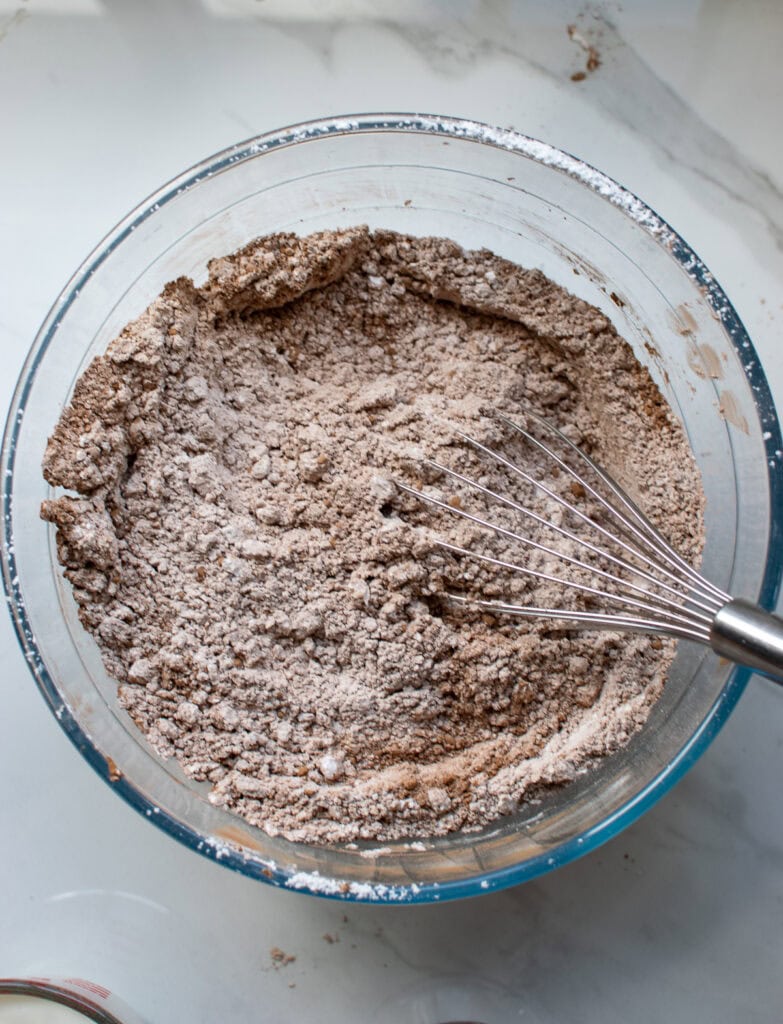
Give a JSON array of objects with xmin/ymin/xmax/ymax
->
[{"xmin": 41, "ymin": 228, "xmax": 704, "ymax": 844}]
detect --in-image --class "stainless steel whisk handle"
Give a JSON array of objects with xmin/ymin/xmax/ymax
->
[{"xmin": 711, "ymin": 599, "xmax": 783, "ymax": 683}]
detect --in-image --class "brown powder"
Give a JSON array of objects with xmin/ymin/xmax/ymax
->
[{"xmin": 41, "ymin": 228, "xmax": 704, "ymax": 844}]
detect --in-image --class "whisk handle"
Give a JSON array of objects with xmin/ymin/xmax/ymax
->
[{"xmin": 711, "ymin": 598, "xmax": 783, "ymax": 684}]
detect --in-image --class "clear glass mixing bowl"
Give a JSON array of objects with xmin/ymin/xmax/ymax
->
[{"xmin": 3, "ymin": 115, "xmax": 782, "ymax": 903}]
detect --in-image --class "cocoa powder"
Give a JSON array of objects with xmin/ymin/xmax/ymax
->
[{"xmin": 41, "ymin": 228, "xmax": 704, "ymax": 844}]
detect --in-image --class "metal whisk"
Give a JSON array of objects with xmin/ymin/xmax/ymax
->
[{"xmin": 398, "ymin": 409, "xmax": 783, "ymax": 684}]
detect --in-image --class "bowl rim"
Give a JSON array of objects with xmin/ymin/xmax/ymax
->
[
  {"xmin": 0, "ymin": 979, "xmax": 128, "ymax": 1024},
  {"xmin": 3, "ymin": 112, "xmax": 782, "ymax": 904}
]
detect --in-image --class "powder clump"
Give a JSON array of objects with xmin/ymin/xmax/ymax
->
[{"xmin": 41, "ymin": 227, "xmax": 704, "ymax": 844}]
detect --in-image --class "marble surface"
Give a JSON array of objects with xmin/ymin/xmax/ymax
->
[{"xmin": 1, "ymin": 1, "xmax": 782, "ymax": 1021}]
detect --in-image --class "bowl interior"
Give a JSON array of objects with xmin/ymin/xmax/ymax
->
[{"xmin": 3, "ymin": 118, "xmax": 778, "ymax": 900}]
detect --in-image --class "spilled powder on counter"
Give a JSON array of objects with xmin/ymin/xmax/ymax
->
[{"xmin": 41, "ymin": 227, "xmax": 704, "ymax": 844}]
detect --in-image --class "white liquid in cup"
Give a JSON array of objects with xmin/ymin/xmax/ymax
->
[{"xmin": 0, "ymin": 994, "xmax": 95, "ymax": 1022}]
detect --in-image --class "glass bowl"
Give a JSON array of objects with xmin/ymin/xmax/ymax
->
[
  {"xmin": 3, "ymin": 115, "xmax": 782, "ymax": 903},
  {"xmin": 0, "ymin": 978, "xmax": 142, "ymax": 1024}
]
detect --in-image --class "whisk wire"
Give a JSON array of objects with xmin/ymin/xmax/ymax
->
[
  {"xmin": 506, "ymin": 410, "xmax": 729, "ymax": 606},
  {"xmin": 446, "ymin": 594, "xmax": 713, "ymax": 645},
  {"xmin": 459, "ymin": 426, "xmax": 725, "ymax": 613},
  {"xmin": 427, "ymin": 450, "xmax": 719, "ymax": 619},
  {"xmin": 435, "ymin": 539, "xmax": 713, "ymax": 636},
  {"xmin": 397, "ymin": 481, "xmax": 712, "ymax": 636}
]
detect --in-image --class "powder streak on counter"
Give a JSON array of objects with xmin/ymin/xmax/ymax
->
[{"xmin": 40, "ymin": 228, "xmax": 703, "ymax": 844}]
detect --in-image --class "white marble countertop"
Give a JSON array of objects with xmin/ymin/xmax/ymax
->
[{"xmin": 1, "ymin": 2, "xmax": 782, "ymax": 1021}]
